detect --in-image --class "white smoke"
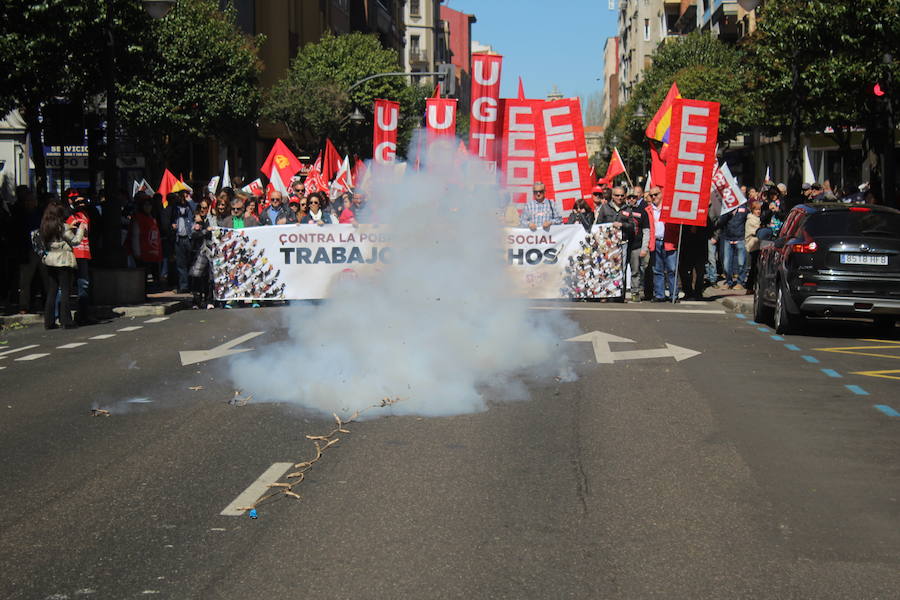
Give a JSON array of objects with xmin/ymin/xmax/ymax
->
[{"xmin": 228, "ymin": 133, "xmax": 578, "ymax": 417}]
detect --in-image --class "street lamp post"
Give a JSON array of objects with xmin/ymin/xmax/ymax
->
[{"xmin": 633, "ymin": 105, "xmax": 647, "ymax": 180}]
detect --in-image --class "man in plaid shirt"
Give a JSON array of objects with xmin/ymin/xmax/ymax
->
[{"xmin": 519, "ymin": 182, "xmax": 563, "ymax": 231}]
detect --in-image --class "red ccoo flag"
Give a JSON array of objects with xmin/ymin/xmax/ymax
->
[{"xmin": 516, "ymin": 76, "xmax": 525, "ymax": 100}]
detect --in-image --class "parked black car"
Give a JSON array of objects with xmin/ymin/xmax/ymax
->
[{"xmin": 753, "ymin": 203, "xmax": 900, "ymax": 334}]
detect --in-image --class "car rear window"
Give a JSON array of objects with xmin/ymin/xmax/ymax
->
[{"xmin": 803, "ymin": 211, "xmax": 900, "ymax": 238}]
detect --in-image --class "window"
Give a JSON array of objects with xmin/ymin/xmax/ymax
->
[
  {"xmin": 409, "ymin": 0, "xmax": 420, "ymax": 15},
  {"xmin": 410, "ymin": 35, "xmax": 420, "ymax": 53},
  {"xmin": 644, "ymin": 19, "xmax": 650, "ymax": 40}
]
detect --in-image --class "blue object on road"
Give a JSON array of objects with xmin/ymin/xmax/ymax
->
[
  {"xmin": 770, "ymin": 335, "xmax": 784, "ymax": 341},
  {"xmin": 801, "ymin": 355, "xmax": 819, "ymax": 363},
  {"xmin": 820, "ymin": 369, "xmax": 842, "ymax": 378},
  {"xmin": 784, "ymin": 344, "xmax": 801, "ymax": 351},
  {"xmin": 875, "ymin": 405, "xmax": 900, "ymax": 417},
  {"xmin": 249, "ymin": 509, "xmax": 258, "ymax": 519},
  {"xmin": 845, "ymin": 385, "xmax": 869, "ymax": 396}
]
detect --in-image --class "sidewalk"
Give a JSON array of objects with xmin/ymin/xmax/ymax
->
[
  {"xmin": 706, "ymin": 285, "xmax": 754, "ymax": 313},
  {"xmin": 0, "ymin": 290, "xmax": 192, "ymax": 329}
]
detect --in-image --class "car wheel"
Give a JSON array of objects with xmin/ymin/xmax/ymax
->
[
  {"xmin": 873, "ymin": 316, "xmax": 897, "ymax": 337},
  {"xmin": 753, "ymin": 282, "xmax": 772, "ymax": 324},
  {"xmin": 774, "ymin": 283, "xmax": 801, "ymax": 335}
]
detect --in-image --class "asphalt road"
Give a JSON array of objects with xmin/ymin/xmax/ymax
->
[{"xmin": 1, "ymin": 302, "xmax": 898, "ymax": 599}]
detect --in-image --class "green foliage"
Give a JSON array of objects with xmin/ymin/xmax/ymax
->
[
  {"xmin": 748, "ymin": 0, "xmax": 900, "ymax": 138},
  {"xmin": 604, "ymin": 32, "xmax": 761, "ymax": 176},
  {"xmin": 264, "ymin": 31, "xmax": 423, "ymax": 157},
  {"xmin": 118, "ymin": 0, "xmax": 263, "ymax": 155}
]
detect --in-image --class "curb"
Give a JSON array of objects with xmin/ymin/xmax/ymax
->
[
  {"xmin": 1, "ymin": 299, "xmax": 190, "ymax": 328},
  {"xmin": 718, "ymin": 295, "xmax": 754, "ymax": 313}
]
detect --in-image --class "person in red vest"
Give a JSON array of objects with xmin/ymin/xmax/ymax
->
[
  {"xmin": 131, "ymin": 196, "xmax": 163, "ymax": 289},
  {"xmin": 65, "ymin": 194, "xmax": 96, "ymax": 324}
]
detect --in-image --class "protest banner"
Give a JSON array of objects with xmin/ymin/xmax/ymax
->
[
  {"xmin": 469, "ymin": 53, "xmax": 503, "ymax": 165},
  {"xmin": 661, "ymin": 98, "xmax": 720, "ymax": 226},
  {"xmin": 211, "ymin": 224, "xmax": 624, "ymax": 301},
  {"xmin": 500, "ymin": 99, "xmax": 542, "ymax": 204},
  {"xmin": 535, "ymin": 98, "xmax": 593, "ymax": 211},
  {"xmin": 373, "ymin": 99, "xmax": 399, "ymax": 164}
]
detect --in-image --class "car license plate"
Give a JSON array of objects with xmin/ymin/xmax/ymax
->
[{"xmin": 840, "ymin": 253, "xmax": 888, "ymax": 266}]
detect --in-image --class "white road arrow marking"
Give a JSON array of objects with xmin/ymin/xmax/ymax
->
[
  {"xmin": 565, "ymin": 331, "xmax": 635, "ymax": 363},
  {"xmin": 567, "ymin": 331, "xmax": 700, "ymax": 364},
  {"xmin": 179, "ymin": 331, "xmax": 264, "ymax": 366}
]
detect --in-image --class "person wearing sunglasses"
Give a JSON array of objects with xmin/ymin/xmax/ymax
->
[
  {"xmin": 519, "ymin": 182, "xmax": 562, "ymax": 231},
  {"xmin": 300, "ymin": 192, "xmax": 333, "ymax": 226},
  {"xmin": 597, "ymin": 186, "xmax": 625, "ymax": 223}
]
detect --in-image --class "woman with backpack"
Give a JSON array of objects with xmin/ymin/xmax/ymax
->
[{"xmin": 39, "ymin": 202, "xmax": 86, "ymax": 329}]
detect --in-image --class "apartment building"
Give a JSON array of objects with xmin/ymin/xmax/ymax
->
[
  {"xmin": 599, "ymin": 36, "xmax": 619, "ymax": 130},
  {"xmin": 403, "ymin": 0, "xmax": 449, "ymax": 89},
  {"xmin": 439, "ymin": 5, "xmax": 476, "ymax": 110},
  {"xmin": 616, "ymin": 0, "xmax": 681, "ymax": 104}
]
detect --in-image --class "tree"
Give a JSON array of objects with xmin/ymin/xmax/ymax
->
[
  {"xmin": 747, "ymin": 0, "xmax": 900, "ymax": 202},
  {"xmin": 263, "ymin": 31, "xmax": 422, "ymax": 158},
  {"xmin": 0, "ymin": 0, "xmax": 148, "ymax": 191},
  {"xmin": 604, "ymin": 32, "xmax": 762, "ymax": 184},
  {"xmin": 118, "ymin": 0, "xmax": 264, "ymax": 173}
]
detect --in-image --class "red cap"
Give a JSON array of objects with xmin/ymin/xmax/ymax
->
[{"xmin": 592, "ymin": 185, "xmax": 604, "ymax": 194}]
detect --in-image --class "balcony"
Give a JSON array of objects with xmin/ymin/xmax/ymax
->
[{"xmin": 409, "ymin": 49, "xmax": 429, "ymax": 66}]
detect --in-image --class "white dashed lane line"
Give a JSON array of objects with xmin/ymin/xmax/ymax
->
[
  {"xmin": 89, "ymin": 334, "xmax": 116, "ymax": 340},
  {"xmin": 15, "ymin": 353, "xmax": 50, "ymax": 361},
  {"xmin": 117, "ymin": 326, "xmax": 144, "ymax": 332},
  {"xmin": 0, "ymin": 345, "xmax": 39, "ymax": 359},
  {"xmin": 144, "ymin": 317, "xmax": 169, "ymax": 323},
  {"xmin": 57, "ymin": 342, "xmax": 87, "ymax": 349},
  {"xmin": 220, "ymin": 462, "xmax": 294, "ymax": 516}
]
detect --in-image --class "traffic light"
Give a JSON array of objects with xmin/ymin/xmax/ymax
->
[{"xmin": 438, "ymin": 63, "xmax": 456, "ymax": 97}]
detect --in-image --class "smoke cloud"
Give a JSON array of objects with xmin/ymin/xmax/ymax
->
[{"xmin": 229, "ymin": 134, "xmax": 578, "ymax": 418}]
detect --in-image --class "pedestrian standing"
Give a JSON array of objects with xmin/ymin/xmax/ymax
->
[
  {"xmin": 66, "ymin": 194, "xmax": 96, "ymax": 324},
  {"xmin": 566, "ymin": 198, "xmax": 595, "ymax": 232},
  {"xmin": 40, "ymin": 203, "xmax": 85, "ymax": 329},
  {"xmin": 12, "ymin": 186, "xmax": 49, "ymax": 313},
  {"xmin": 519, "ymin": 182, "xmax": 562, "ymax": 231},
  {"xmin": 131, "ymin": 197, "xmax": 163, "ymax": 288},
  {"xmin": 744, "ymin": 200, "xmax": 762, "ymax": 292},
  {"xmin": 301, "ymin": 192, "xmax": 333, "ymax": 226},
  {"xmin": 717, "ymin": 203, "xmax": 749, "ymax": 290},
  {"xmin": 167, "ymin": 191, "xmax": 196, "ymax": 293},
  {"xmin": 647, "ymin": 187, "xmax": 679, "ymax": 302},
  {"xmin": 621, "ymin": 190, "xmax": 651, "ymax": 301}
]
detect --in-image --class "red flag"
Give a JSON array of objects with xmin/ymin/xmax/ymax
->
[
  {"xmin": 516, "ymin": 76, "xmax": 525, "ymax": 100},
  {"xmin": 534, "ymin": 98, "xmax": 593, "ymax": 210},
  {"xmin": 260, "ymin": 138, "xmax": 302, "ymax": 193},
  {"xmin": 351, "ymin": 155, "xmax": 367, "ymax": 187},
  {"xmin": 426, "ymin": 97, "xmax": 457, "ymax": 140},
  {"xmin": 603, "ymin": 148, "xmax": 626, "ymax": 183},
  {"xmin": 157, "ymin": 169, "xmax": 179, "ymax": 207},
  {"xmin": 649, "ymin": 143, "xmax": 667, "ymax": 192},
  {"xmin": 432, "ymin": 83, "xmax": 441, "ymax": 98},
  {"xmin": 305, "ymin": 152, "xmax": 327, "ymax": 194},
  {"xmin": 373, "ymin": 99, "xmax": 399, "ymax": 164},
  {"xmin": 323, "ymin": 138, "xmax": 341, "ymax": 182},
  {"xmin": 589, "ymin": 165, "xmax": 597, "ymax": 187},
  {"xmin": 500, "ymin": 99, "xmax": 541, "ymax": 205},
  {"xmin": 661, "ymin": 98, "xmax": 720, "ymax": 226},
  {"xmin": 469, "ymin": 53, "xmax": 503, "ymax": 165}
]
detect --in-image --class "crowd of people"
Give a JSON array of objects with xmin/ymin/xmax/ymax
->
[
  {"xmin": 0, "ymin": 170, "xmax": 881, "ymax": 328},
  {"xmin": 0, "ymin": 176, "xmax": 371, "ymax": 327}
]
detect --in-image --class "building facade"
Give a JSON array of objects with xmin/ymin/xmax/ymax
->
[
  {"xmin": 440, "ymin": 5, "xmax": 476, "ymax": 110},
  {"xmin": 403, "ymin": 0, "xmax": 449, "ymax": 90},
  {"xmin": 599, "ymin": 36, "xmax": 619, "ymax": 130},
  {"xmin": 616, "ymin": 0, "xmax": 681, "ymax": 105}
]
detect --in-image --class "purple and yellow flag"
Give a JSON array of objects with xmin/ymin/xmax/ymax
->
[{"xmin": 645, "ymin": 82, "xmax": 681, "ymax": 144}]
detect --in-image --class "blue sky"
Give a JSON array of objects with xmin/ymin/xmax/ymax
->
[{"xmin": 444, "ymin": 0, "xmax": 619, "ymax": 100}]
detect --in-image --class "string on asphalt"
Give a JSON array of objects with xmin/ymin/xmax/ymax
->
[{"xmin": 235, "ymin": 396, "xmax": 404, "ymax": 512}]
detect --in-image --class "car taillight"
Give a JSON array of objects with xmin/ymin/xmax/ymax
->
[
  {"xmin": 849, "ymin": 207, "xmax": 870, "ymax": 212},
  {"xmin": 793, "ymin": 240, "xmax": 818, "ymax": 254}
]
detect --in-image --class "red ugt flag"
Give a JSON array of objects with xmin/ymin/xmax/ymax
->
[
  {"xmin": 373, "ymin": 99, "xmax": 399, "ymax": 164},
  {"xmin": 469, "ymin": 53, "xmax": 503, "ymax": 164}
]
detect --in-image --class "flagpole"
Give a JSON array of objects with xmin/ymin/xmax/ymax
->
[{"xmin": 672, "ymin": 224, "xmax": 683, "ymax": 304}]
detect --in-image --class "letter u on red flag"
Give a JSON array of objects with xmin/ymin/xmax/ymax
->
[
  {"xmin": 373, "ymin": 99, "xmax": 399, "ymax": 164},
  {"xmin": 426, "ymin": 97, "xmax": 457, "ymax": 140},
  {"xmin": 469, "ymin": 53, "xmax": 503, "ymax": 164}
]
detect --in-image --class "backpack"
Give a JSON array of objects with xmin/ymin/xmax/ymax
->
[{"xmin": 30, "ymin": 229, "xmax": 47, "ymax": 257}]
